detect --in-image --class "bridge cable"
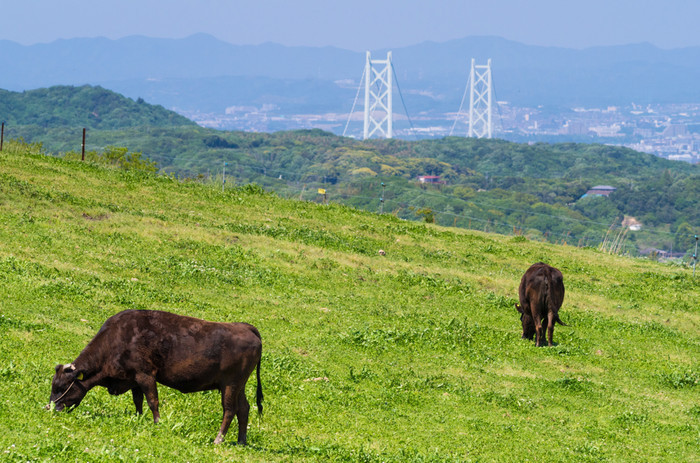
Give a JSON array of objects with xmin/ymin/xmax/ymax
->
[
  {"xmin": 450, "ymin": 72, "xmax": 471, "ymax": 136},
  {"xmin": 343, "ymin": 66, "xmax": 366, "ymax": 138},
  {"xmin": 391, "ymin": 64, "xmax": 418, "ymax": 140}
]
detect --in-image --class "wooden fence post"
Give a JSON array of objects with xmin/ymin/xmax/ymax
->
[{"xmin": 81, "ymin": 128, "xmax": 86, "ymax": 161}]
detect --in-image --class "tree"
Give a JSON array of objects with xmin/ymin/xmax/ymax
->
[
  {"xmin": 674, "ymin": 222, "xmax": 697, "ymax": 254},
  {"xmin": 415, "ymin": 207, "xmax": 435, "ymax": 224}
]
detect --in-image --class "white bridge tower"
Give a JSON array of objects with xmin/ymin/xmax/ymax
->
[
  {"xmin": 467, "ymin": 58, "xmax": 493, "ymax": 138},
  {"xmin": 363, "ymin": 51, "xmax": 393, "ymax": 139}
]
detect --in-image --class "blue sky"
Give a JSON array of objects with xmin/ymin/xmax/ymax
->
[{"xmin": 3, "ymin": 0, "xmax": 699, "ymax": 50}]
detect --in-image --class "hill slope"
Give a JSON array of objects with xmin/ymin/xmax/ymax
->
[
  {"xmin": 0, "ymin": 142, "xmax": 698, "ymax": 461},
  {"xmin": 0, "ymin": 85, "xmax": 196, "ymax": 129},
  {"xmin": 5, "ymin": 115, "xmax": 699, "ymax": 255}
]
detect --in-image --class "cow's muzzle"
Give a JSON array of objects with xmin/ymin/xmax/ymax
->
[{"xmin": 45, "ymin": 401, "xmax": 59, "ymax": 411}]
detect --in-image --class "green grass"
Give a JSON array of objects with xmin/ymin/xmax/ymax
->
[{"xmin": 0, "ymin": 144, "xmax": 698, "ymax": 462}]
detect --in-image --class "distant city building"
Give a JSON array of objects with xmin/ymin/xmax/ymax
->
[
  {"xmin": 639, "ymin": 248, "xmax": 670, "ymax": 259},
  {"xmin": 580, "ymin": 185, "xmax": 616, "ymax": 199},
  {"xmin": 589, "ymin": 124, "xmax": 621, "ymax": 137},
  {"xmin": 417, "ymin": 175, "xmax": 445, "ymax": 184},
  {"xmin": 662, "ymin": 124, "xmax": 688, "ymax": 138},
  {"xmin": 633, "ymin": 127, "xmax": 654, "ymax": 138},
  {"xmin": 562, "ymin": 120, "xmax": 590, "ymax": 135},
  {"xmin": 668, "ymin": 153, "xmax": 695, "ymax": 162},
  {"xmin": 622, "ymin": 216, "xmax": 643, "ymax": 231}
]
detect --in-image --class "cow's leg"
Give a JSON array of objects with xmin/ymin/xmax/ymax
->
[
  {"xmin": 521, "ymin": 311, "xmax": 534, "ymax": 340},
  {"xmin": 236, "ymin": 388, "xmax": 251, "ymax": 445},
  {"xmin": 214, "ymin": 385, "xmax": 239, "ymax": 444},
  {"xmin": 547, "ymin": 311, "xmax": 555, "ymax": 346},
  {"xmin": 534, "ymin": 314, "xmax": 544, "ymax": 347},
  {"xmin": 132, "ymin": 388, "xmax": 144, "ymax": 415},
  {"xmin": 135, "ymin": 374, "xmax": 160, "ymax": 423}
]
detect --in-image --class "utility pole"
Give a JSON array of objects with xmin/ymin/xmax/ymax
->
[
  {"xmin": 0, "ymin": 122, "xmax": 4, "ymax": 151},
  {"xmin": 223, "ymin": 162, "xmax": 227, "ymax": 192},
  {"xmin": 380, "ymin": 182, "xmax": 385, "ymax": 213},
  {"xmin": 693, "ymin": 235, "xmax": 698, "ymax": 277},
  {"xmin": 81, "ymin": 128, "xmax": 86, "ymax": 161}
]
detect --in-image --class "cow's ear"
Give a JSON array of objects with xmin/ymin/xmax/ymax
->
[{"xmin": 515, "ymin": 303, "xmax": 524, "ymax": 314}]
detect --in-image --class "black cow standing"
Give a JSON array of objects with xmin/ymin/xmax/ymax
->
[
  {"xmin": 47, "ymin": 309, "xmax": 263, "ymax": 445},
  {"xmin": 515, "ymin": 262, "xmax": 566, "ymax": 347}
]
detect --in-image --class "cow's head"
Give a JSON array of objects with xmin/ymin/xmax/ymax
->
[
  {"xmin": 47, "ymin": 363, "xmax": 87, "ymax": 411},
  {"xmin": 516, "ymin": 304, "xmax": 535, "ymax": 340}
]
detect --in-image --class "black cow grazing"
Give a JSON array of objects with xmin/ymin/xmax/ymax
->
[
  {"xmin": 48, "ymin": 309, "xmax": 263, "ymax": 445},
  {"xmin": 515, "ymin": 262, "xmax": 566, "ymax": 347}
]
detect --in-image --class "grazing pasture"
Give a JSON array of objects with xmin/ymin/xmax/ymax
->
[{"xmin": 0, "ymin": 144, "xmax": 697, "ymax": 462}]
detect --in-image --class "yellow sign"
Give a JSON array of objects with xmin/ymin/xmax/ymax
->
[{"xmin": 317, "ymin": 188, "xmax": 326, "ymax": 195}]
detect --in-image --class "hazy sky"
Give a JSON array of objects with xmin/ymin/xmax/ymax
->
[{"xmin": 3, "ymin": 0, "xmax": 699, "ymax": 50}]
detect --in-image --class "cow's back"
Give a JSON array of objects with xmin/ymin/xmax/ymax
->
[
  {"xmin": 520, "ymin": 263, "xmax": 564, "ymax": 314},
  {"xmin": 89, "ymin": 310, "xmax": 262, "ymax": 393}
]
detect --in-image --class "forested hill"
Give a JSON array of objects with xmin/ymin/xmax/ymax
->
[
  {"xmin": 155, "ymin": 130, "xmax": 698, "ymax": 252},
  {"xmin": 228, "ymin": 130, "xmax": 695, "ymax": 181},
  {"xmin": 0, "ymin": 85, "xmax": 196, "ymax": 129}
]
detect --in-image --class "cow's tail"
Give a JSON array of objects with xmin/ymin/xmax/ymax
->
[
  {"xmin": 249, "ymin": 325, "xmax": 264, "ymax": 417},
  {"xmin": 255, "ymin": 355, "xmax": 263, "ymax": 417},
  {"xmin": 554, "ymin": 313, "xmax": 567, "ymax": 326}
]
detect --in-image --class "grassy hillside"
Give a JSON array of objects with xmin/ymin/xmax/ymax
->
[
  {"xmin": 0, "ymin": 141, "xmax": 698, "ymax": 462},
  {"xmin": 6, "ymin": 121, "xmax": 698, "ymax": 255}
]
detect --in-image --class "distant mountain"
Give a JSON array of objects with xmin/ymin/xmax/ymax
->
[
  {"xmin": 0, "ymin": 85, "xmax": 196, "ymax": 129},
  {"xmin": 0, "ymin": 34, "xmax": 358, "ymax": 87},
  {"xmin": 2, "ymin": 34, "xmax": 700, "ymax": 115},
  {"xmin": 386, "ymin": 37, "xmax": 700, "ymax": 107},
  {"xmin": 104, "ymin": 75, "xmax": 355, "ymax": 114}
]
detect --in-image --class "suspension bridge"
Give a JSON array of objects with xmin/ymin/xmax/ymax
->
[{"xmin": 343, "ymin": 52, "xmax": 498, "ymax": 140}]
